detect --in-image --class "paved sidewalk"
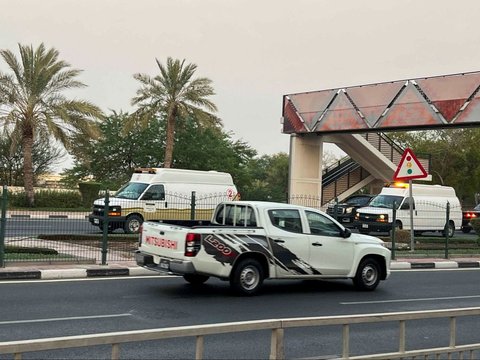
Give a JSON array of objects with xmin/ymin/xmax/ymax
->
[{"xmin": 1, "ymin": 257, "xmax": 479, "ymax": 280}]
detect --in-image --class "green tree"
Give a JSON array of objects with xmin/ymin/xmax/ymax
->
[
  {"xmin": 242, "ymin": 153, "xmax": 289, "ymax": 201},
  {"xmin": 173, "ymin": 118, "xmax": 256, "ymax": 193},
  {"xmin": 63, "ymin": 111, "xmax": 257, "ymax": 193},
  {"xmin": 0, "ymin": 43, "xmax": 103, "ymax": 205},
  {"xmin": 0, "ymin": 130, "xmax": 64, "ymax": 186},
  {"xmin": 130, "ymin": 57, "xmax": 218, "ymax": 168},
  {"xmin": 63, "ymin": 111, "xmax": 165, "ymax": 190},
  {"xmin": 388, "ymin": 129, "xmax": 480, "ymax": 206}
]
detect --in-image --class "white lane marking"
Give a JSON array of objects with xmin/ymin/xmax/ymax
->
[
  {"xmin": 341, "ymin": 294, "xmax": 480, "ymax": 305},
  {"xmin": 0, "ymin": 313, "xmax": 132, "ymax": 325},
  {"xmin": 0, "ymin": 275, "xmax": 173, "ymax": 285}
]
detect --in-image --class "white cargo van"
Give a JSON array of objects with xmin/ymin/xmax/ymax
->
[
  {"xmin": 88, "ymin": 168, "xmax": 238, "ymax": 233},
  {"xmin": 354, "ymin": 183, "xmax": 462, "ymax": 237}
]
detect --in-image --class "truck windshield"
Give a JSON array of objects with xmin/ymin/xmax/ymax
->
[
  {"xmin": 368, "ymin": 195, "xmax": 404, "ymax": 209},
  {"xmin": 114, "ymin": 182, "xmax": 148, "ymax": 200}
]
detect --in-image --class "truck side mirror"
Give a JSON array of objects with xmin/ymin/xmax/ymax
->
[{"xmin": 341, "ymin": 228, "xmax": 352, "ymax": 238}]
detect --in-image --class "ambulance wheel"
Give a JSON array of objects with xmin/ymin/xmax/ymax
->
[
  {"xmin": 462, "ymin": 227, "xmax": 471, "ymax": 234},
  {"xmin": 124, "ymin": 215, "xmax": 143, "ymax": 234},
  {"xmin": 353, "ymin": 258, "xmax": 380, "ymax": 291},
  {"xmin": 230, "ymin": 258, "xmax": 264, "ymax": 296},
  {"xmin": 389, "ymin": 221, "xmax": 402, "ymax": 237},
  {"xmin": 443, "ymin": 221, "xmax": 455, "ymax": 238},
  {"xmin": 183, "ymin": 274, "xmax": 209, "ymax": 285}
]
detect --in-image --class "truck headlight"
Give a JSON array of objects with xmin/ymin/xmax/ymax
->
[
  {"xmin": 377, "ymin": 214, "xmax": 388, "ymax": 223},
  {"xmin": 108, "ymin": 206, "xmax": 122, "ymax": 217},
  {"xmin": 345, "ymin": 207, "xmax": 354, "ymax": 214}
]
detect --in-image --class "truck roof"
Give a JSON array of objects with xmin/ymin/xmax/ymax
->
[
  {"xmin": 219, "ymin": 200, "xmax": 319, "ymax": 211},
  {"xmin": 131, "ymin": 168, "xmax": 234, "ymax": 185},
  {"xmin": 382, "ymin": 184, "xmax": 457, "ymax": 197}
]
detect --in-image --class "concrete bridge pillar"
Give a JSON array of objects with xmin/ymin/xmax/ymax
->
[{"xmin": 288, "ymin": 134, "xmax": 323, "ymax": 201}]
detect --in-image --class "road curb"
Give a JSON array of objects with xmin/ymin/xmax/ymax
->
[
  {"xmin": 0, "ymin": 267, "xmax": 161, "ymax": 280},
  {"xmin": 391, "ymin": 260, "xmax": 480, "ymax": 270},
  {"xmin": 1, "ymin": 261, "xmax": 479, "ymax": 280}
]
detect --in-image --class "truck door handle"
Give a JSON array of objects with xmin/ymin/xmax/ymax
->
[
  {"xmin": 312, "ymin": 242, "xmax": 323, "ymax": 246},
  {"xmin": 273, "ymin": 239, "xmax": 285, "ymax": 243}
]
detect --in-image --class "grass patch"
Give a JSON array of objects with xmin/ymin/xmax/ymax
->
[
  {"xmin": 5, "ymin": 246, "xmax": 58, "ymax": 255},
  {"xmin": 37, "ymin": 234, "xmax": 138, "ymax": 242},
  {"xmin": 4, "ymin": 253, "xmax": 77, "ymax": 261}
]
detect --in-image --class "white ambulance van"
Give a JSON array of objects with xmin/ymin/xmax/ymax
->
[
  {"xmin": 88, "ymin": 168, "xmax": 238, "ymax": 233},
  {"xmin": 354, "ymin": 183, "xmax": 462, "ymax": 237}
]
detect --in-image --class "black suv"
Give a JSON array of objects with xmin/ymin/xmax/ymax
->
[{"xmin": 327, "ymin": 194, "xmax": 375, "ymax": 227}]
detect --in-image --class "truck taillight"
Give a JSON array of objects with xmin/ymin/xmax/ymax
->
[
  {"xmin": 185, "ymin": 233, "xmax": 201, "ymax": 257},
  {"xmin": 465, "ymin": 212, "xmax": 477, "ymax": 219}
]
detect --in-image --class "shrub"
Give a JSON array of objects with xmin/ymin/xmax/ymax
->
[
  {"xmin": 78, "ymin": 182, "xmax": 102, "ymax": 208},
  {"xmin": 8, "ymin": 189, "xmax": 83, "ymax": 208},
  {"xmin": 394, "ymin": 229, "xmax": 411, "ymax": 243},
  {"xmin": 5, "ymin": 246, "xmax": 58, "ymax": 255},
  {"xmin": 471, "ymin": 218, "xmax": 480, "ymax": 242}
]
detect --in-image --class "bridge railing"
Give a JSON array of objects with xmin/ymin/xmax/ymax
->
[{"xmin": 1, "ymin": 307, "xmax": 479, "ymax": 359}]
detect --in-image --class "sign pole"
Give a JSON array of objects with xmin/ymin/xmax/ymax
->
[
  {"xmin": 393, "ymin": 147, "xmax": 428, "ymax": 253},
  {"xmin": 409, "ymin": 179, "xmax": 414, "ymax": 251}
]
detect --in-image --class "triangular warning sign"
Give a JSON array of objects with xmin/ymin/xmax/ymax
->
[{"xmin": 393, "ymin": 148, "xmax": 428, "ymax": 181}]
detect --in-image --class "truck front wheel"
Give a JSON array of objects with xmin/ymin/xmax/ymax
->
[
  {"xmin": 124, "ymin": 215, "xmax": 143, "ymax": 234},
  {"xmin": 230, "ymin": 258, "xmax": 264, "ymax": 296},
  {"xmin": 353, "ymin": 258, "xmax": 380, "ymax": 291},
  {"xmin": 183, "ymin": 274, "xmax": 209, "ymax": 285}
]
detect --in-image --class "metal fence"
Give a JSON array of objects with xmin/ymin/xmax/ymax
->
[
  {"xmin": 0, "ymin": 186, "xmax": 477, "ymax": 267},
  {"xmin": 0, "ymin": 186, "xmax": 234, "ymax": 266}
]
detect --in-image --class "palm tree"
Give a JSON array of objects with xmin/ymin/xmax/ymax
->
[
  {"xmin": 0, "ymin": 43, "xmax": 104, "ymax": 206},
  {"xmin": 130, "ymin": 57, "xmax": 218, "ymax": 168}
]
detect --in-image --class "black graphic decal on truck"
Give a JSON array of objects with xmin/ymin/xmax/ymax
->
[{"xmin": 201, "ymin": 233, "xmax": 320, "ymax": 275}]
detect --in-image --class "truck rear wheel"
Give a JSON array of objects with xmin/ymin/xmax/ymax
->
[
  {"xmin": 462, "ymin": 227, "xmax": 471, "ymax": 234},
  {"xmin": 353, "ymin": 258, "xmax": 380, "ymax": 291},
  {"xmin": 230, "ymin": 258, "xmax": 264, "ymax": 296},
  {"xmin": 183, "ymin": 274, "xmax": 209, "ymax": 285},
  {"xmin": 443, "ymin": 221, "xmax": 455, "ymax": 238}
]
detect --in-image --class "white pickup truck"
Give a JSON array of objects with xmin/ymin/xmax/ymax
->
[{"xmin": 135, "ymin": 201, "xmax": 391, "ymax": 295}]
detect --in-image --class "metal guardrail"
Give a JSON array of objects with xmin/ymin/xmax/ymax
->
[{"xmin": 1, "ymin": 307, "xmax": 480, "ymax": 359}]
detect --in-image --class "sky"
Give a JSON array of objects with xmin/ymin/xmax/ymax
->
[{"xmin": 2, "ymin": 0, "xmax": 480, "ymax": 172}]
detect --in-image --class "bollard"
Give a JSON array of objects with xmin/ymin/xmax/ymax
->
[
  {"xmin": 0, "ymin": 185, "xmax": 7, "ymax": 268},
  {"xmin": 333, "ymin": 197, "xmax": 339, "ymax": 221},
  {"xmin": 101, "ymin": 191, "xmax": 110, "ymax": 265},
  {"xmin": 391, "ymin": 201, "xmax": 397, "ymax": 260},
  {"xmin": 190, "ymin": 191, "xmax": 196, "ymax": 220},
  {"xmin": 444, "ymin": 201, "xmax": 450, "ymax": 259}
]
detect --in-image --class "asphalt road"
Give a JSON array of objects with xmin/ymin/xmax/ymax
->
[
  {"xmin": 5, "ymin": 218, "xmax": 100, "ymax": 236},
  {"xmin": 5, "ymin": 218, "xmax": 478, "ymax": 238},
  {"xmin": 1, "ymin": 269, "xmax": 480, "ymax": 359}
]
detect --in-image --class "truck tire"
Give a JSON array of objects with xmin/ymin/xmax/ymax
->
[
  {"xmin": 183, "ymin": 274, "xmax": 209, "ymax": 285},
  {"xmin": 230, "ymin": 258, "xmax": 264, "ymax": 296},
  {"xmin": 353, "ymin": 258, "xmax": 380, "ymax": 291},
  {"xmin": 124, "ymin": 214, "xmax": 143, "ymax": 234},
  {"xmin": 462, "ymin": 227, "xmax": 471, "ymax": 234},
  {"xmin": 443, "ymin": 221, "xmax": 455, "ymax": 238}
]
